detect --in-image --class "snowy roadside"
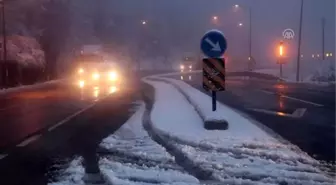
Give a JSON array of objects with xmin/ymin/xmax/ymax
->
[
  {"xmin": 0, "ymin": 79, "xmax": 63, "ymax": 95},
  {"xmin": 142, "ymin": 76, "xmax": 335, "ymax": 185},
  {"xmin": 49, "ymin": 101, "xmax": 200, "ymax": 185}
]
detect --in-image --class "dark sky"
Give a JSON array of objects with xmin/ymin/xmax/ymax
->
[{"xmin": 104, "ymin": 0, "xmax": 335, "ymax": 65}]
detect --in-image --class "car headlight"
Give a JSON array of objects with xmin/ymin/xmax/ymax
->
[
  {"xmin": 78, "ymin": 68, "xmax": 84, "ymax": 74},
  {"xmin": 109, "ymin": 71, "xmax": 118, "ymax": 81},
  {"xmin": 92, "ymin": 73, "xmax": 100, "ymax": 80},
  {"xmin": 180, "ymin": 65, "xmax": 184, "ymax": 70},
  {"xmin": 189, "ymin": 65, "xmax": 192, "ymax": 69},
  {"xmin": 79, "ymin": 80, "xmax": 85, "ymax": 88}
]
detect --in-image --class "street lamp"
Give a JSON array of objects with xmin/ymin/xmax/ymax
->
[
  {"xmin": 142, "ymin": 20, "xmax": 147, "ymax": 25},
  {"xmin": 278, "ymin": 41, "xmax": 284, "ymax": 78},
  {"xmin": 238, "ymin": 22, "xmax": 243, "ymax": 27},
  {"xmin": 234, "ymin": 4, "xmax": 253, "ymax": 71},
  {"xmin": 296, "ymin": 0, "xmax": 304, "ymax": 82},
  {"xmin": 213, "ymin": 16, "xmax": 218, "ymax": 20}
]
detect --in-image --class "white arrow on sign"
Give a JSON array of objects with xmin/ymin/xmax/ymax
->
[{"xmin": 205, "ymin": 37, "xmax": 221, "ymax": 52}]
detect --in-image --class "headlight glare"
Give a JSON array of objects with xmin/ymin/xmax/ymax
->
[{"xmin": 92, "ymin": 73, "xmax": 100, "ymax": 80}]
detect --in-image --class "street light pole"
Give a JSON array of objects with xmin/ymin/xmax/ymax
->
[
  {"xmin": 0, "ymin": 0, "xmax": 7, "ymax": 86},
  {"xmin": 248, "ymin": 7, "xmax": 252, "ymax": 71},
  {"xmin": 322, "ymin": 17, "xmax": 325, "ymax": 60},
  {"xmin": 296, "ymin": 0, "xmax": 303, "ymax": 82}
]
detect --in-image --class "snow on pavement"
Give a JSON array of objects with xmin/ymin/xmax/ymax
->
[
  {"xmin": 49, "ymin": 157, "xmax": 85, "ymax": 185},
  {"xmin": 100, "ymin": 100, "xmax": 174, "ymax": 165},
  {"xmin": 142, "ymin": 76, "xmax": 334, "ymax": 184},
  {"xmin": 49, "ymin": 101, "xmax": 200, "ymax": 185}
]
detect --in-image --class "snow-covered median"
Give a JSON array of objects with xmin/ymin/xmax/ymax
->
[{"xmin": 142, "ymin": 76, "xmax": 334, "ymax": 185}]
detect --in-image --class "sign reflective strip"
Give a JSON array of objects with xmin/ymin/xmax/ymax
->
[
  {"xmin": 203, "ymin": 72, "xmax": 224, "ymax": 90},
  {"xmin": 203, "ymin": 64, "xmax": 225, "ymax": 88},
  {"xmin": 203, "ymin": 66, "xmax": 225, "ymax": 89},
  {"xmin": 203, "ymin": 76, "xmax": 215, "ymax": 89},
  {"xmin": 208, "ymin": 58, "xmax": 225, "ymax": 77},
  {"xmin": 203, "ymin": 59, "xmax": 225, "ymax": 80}
]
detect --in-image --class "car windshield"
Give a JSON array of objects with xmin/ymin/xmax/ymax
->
[{"xmin": 0, "ymin": 1, "xmax": 335, "ymax": 185}]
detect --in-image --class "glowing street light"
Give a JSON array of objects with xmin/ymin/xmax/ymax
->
[
  {"xmin": 238, "ymin": 23, "xmax": 243, "ymax": 27},
  {"xmin": 142, "ymin": 20, "xmax": 147, "ymax": 25},
  {"xmin": 234, "ymin": 4, "xmax": 239, "ymax": 8},
  {"xmin": 312, "ymin": 54, "xmax": 315, "ymax": 58},
  {"xmin": 278, "ymin": 41, "xmax": 284, "ymax": 57},
  {"xmin": 213, "ymin": 16, "xmax": 218, "ymax": 20}
]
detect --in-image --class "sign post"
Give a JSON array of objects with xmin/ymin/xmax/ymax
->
[
  {"xmin": 278, "ymin": 41, "xmax": 284, "ymax": 78},
  {"xmin": 200, "ymin": 29, "xmax": 227, "ymax": 111}
]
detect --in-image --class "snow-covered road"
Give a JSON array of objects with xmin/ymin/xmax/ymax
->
[{"xmin": 49, "ymin": 72, "xmax": 335, "ymax": 185}]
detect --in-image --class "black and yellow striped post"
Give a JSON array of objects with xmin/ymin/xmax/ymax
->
[{"xmin": 202, "ymin": 58, "xmax": 225, "ymax": 111}]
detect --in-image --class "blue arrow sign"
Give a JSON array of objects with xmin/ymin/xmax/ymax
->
[{"xmin": 200, "ymin": 29, "xmax": 227, "ymax": 58}]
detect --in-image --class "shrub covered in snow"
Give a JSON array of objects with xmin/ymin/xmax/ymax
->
[
  {"xmin": 309, "ymin": 61, "xmax": 335, "ymax": 82},
  {"xmin": 5, "ymin": 35, "xmax": 45, "ymax": 68}
]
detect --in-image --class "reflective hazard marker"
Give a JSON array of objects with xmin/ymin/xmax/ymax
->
[{"xmin": 203, "ymin": 58, "xmax": 225, "ymax": 111}]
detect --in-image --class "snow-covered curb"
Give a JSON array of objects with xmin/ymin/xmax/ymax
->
[
  {"xmin": 141, "ymin": 76, "xmax": 334, "ymax": 184},
  {"xmin": 0, "ymin": 79, "xmax": 63, "ymax": 95}
]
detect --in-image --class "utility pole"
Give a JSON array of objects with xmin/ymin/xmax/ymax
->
[
  {"xmin": 248, "ymin": 7, "xmax": 252, "ymax": 71},
  {"xmin": 296, "ymin": 0, "xmax": 303, "ymax": 82},
  {"xmin": 322, "ymin": 17, "xmax": 325, "ymax": 60},
  {"xmin": 0, "ymin": 0, "xmax": 7, "ymax": 86}
]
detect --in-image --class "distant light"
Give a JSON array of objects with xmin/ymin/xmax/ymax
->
[
  {"xmin": 317, "ymin": 54, "xmax": 320, "ymax": 57},
  {"xmin": 248, "ymin": 57, "xmax": 251, "ymax": 60},
  {"xmin": 238, "ymin": 23, "xmax": 243, "ymax": 27},
  {"xmin": 234, "ymin": 4, "xmax": 239, "ymax": 8},
  {"xmin": 330, "ymin": 53, "xmax": 333, "ymax": 57},
  {"xmin": 300, "ymin": 54, "xmax": 303, "ymax": 58},
  {"xmin": 142, "ymin": 21, "xmax": 146, "ymax": 25},
  {"xmin": 326, "ymin": 53, "xmax": 329, "ymax": 57},
  {"xmin": 213, "ymin": 16, "xmax": 218, "ymax": 20}
]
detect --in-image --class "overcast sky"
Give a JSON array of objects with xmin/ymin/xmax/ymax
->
[{"xmin": 103, "ymin": 0, "xmax": 335, "ymax": 65}]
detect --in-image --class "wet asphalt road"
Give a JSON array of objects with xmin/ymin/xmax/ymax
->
[
  {"xmin": 175, "ymin": 73, "xmax": 335, "ymax": 163},
  {"xmin": 0, "ymin": 76, "xmax": 143, "ymax": 185}
]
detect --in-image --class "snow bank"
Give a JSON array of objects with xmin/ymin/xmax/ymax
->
[
  {"xmin": 142, "ymin": 77, "xmax": 334, "ymax": 184},
  {"xmin": 143, "ymin": 77, "xmax": 278, "ymax": 149}
]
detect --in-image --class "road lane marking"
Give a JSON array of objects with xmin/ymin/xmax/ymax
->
[
  {"xmin": 17, "ymin": 134, "xmax": 42, "ymax": 147},
  {"xmin": 258, "ymin": 90, "xmax": 324, "ymax": 107},
  {"xmin": 247, "ymin": 108, "xmax": 307, "ymax": 118},
  {"xmin": 280, "ymin": 94, "xmax": 324, "ymax": 107},
  {"xmin": 0, "ymin": 154, "xmax": 8, "ymax": 160},
  {"xmin": 47, "ymin": 103, "xmax": 96, "ymax": 132},
  {"xmin": 258, "ymin": 90, "xmax": 274, "ymax": 95}
]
